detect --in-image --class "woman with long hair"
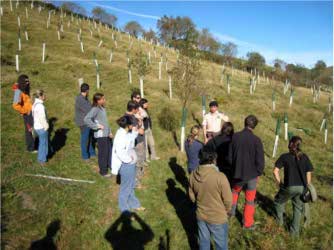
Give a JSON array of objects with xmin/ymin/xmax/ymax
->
[
  {"xmin": 273, "ymin": 136, "xmax": 314, "ymax": 236},
  {"xmin": 185, "ymin": 125, "xmax": 204, "ymax": 173},
  {"xmin": 84, "ymin": 93, "xmax": 113, "ymax": 177},
  {"xmin": 13, "ymin": 74, "xmax": 36, "ymax": 152}
]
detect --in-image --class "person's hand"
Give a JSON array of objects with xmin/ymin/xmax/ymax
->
[
  {"xmin": 109, "ymin": 133, "xmax": 113, "ymax": 139},
  {"xmin": 97, "ymin": 124, "xmax": 104, "ymax": 130},
  {"xmin": 204, "ymin": 138, "xmax": 208, "ymax": 144}
]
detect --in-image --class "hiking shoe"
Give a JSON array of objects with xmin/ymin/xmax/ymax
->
[
  {"xmin": 151, "ymin": 157, "xmax": 160, "ymax": 160},
  {"xmin": 134, "ymin": 207, "xmax": 146, "ymax": 212},
  {"xmin": 102, "ymin": 174, "xmax": 113, "ymax": 178},
  {"xmin": 39, "ymin": 162, "xmax": 47, "ymax": 167},
  {"xmin": 243, "ymin": 224, "xmax": 257, "ymax": 231},
  {"xmin": 29, "ymin": 150, "xmax": 38, "ymax": 154}
]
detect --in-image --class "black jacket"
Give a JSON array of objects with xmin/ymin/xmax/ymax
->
[
  {"xmin": 206, "ymin": 134, "xmax": 232, "ymax": 173},
  {"xmin": 228, "ymin": 128, "xmax": 265, "ymax": 181}
]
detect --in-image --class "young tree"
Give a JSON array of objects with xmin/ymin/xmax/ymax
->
[
  {"xmin": 221, "ymin": 42, "xmax": 237, "ymax": 66},
  {"xmin": 247, "ymin": 52, "xmax": 265, "ymax": 71},
  {"xmin": 171, "ymin": 45, "xmax": 203, "ymax": 152},
  {"xmin": 124, "ymin": 21, "xmax": 144, "ymax": 38},
  {"xmin": 133, "ymin": 50, "xmax": 151, "ymax": 97},
  {"xmin": 143, "ymin": 28, "xmax": 157, "ymax": 43},
  {"xmin": 61, "ymin": 2, "xmax": 86, "ymax": 16},
  {"xmin": 92, "ymin": 7, "xmax": 117, "ymax": 26}
]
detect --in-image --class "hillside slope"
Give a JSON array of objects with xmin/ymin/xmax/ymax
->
[{"xmin": 1, "ymin": 2, "xmax": 333, "ymax": 249}]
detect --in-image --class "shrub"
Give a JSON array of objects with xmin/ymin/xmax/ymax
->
[{"xmin": 158, "ymin": 106, "xmax": 178, "ymax": 132}]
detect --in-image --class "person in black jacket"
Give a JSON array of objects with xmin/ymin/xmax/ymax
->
[
  {"xmin": 206, "ymin": 122, "xmax": 234, "ymax": 181},
  {"xmin": 75, "ymin": 83, "xmax": 96, "ymax": 160},
  {"xmin": 228, "ymin": 115, "xmax": 264, "ymax": 229}
]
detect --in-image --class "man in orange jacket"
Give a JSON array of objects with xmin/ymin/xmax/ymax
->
[{"xmin": 12, "ymin": 74, "xmax": 36, "ymax": 152}]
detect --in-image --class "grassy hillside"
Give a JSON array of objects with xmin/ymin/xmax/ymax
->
[{"xmin": 1, "ymin": 2, "xmax": 333, "ymax": 249}]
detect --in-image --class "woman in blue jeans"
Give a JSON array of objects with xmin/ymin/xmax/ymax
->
[
  {"xmin": 111, "ymin": 116, "xmax": 146, "ymax": 214},
  {"xmin": 32, "ymin": 90, "xmax": 49, "ymax": 166}
]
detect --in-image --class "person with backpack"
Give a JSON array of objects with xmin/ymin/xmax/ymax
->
[
  {"xmin": 84, "ymin": 93, "xmax": 113, "ymax": 177},
  {"xmin": 273, "ymin": 136, "xmax": 314, "ymax": 237},
  {"xmin": 228, "ymin": 115, "xmax": 264, "ymax": 230},
  {"xmin": 206, "ymin": 122, "xmax": 234, "ymax": 181},
  {"xmin": 75, "ymin": 83, "xmax": 96, "ymax": 161},
  {"xmin": 32, "ymin": 90, "xmax": 49, "ymax": 166},
  {"xmin": 111, "ymin": 116, "xmax": 145, "ymax": 214},
  {"xmin": 189, "ymin": 146, "xmax": 232, "ymax": 250},
  {"xmin": 185, "ymin": 125, "xmax": 204, "ymax": 174},
  {"xmin": 139, "ymin": 98, "xmax": 160, "ymax": 161},
  {"xmin": 12, "ymin": 74, "xmax": 36, "ymax": 152}
]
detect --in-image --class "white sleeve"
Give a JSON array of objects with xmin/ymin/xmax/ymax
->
[{"xmin": 115, "ymin": 134, "xmax": 132, "ymax": 163}]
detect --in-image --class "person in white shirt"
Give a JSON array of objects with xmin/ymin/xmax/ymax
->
[
  {"xmin": 32, "ymin": 90, "xmax": 49, "ymax": 166},
  {"xmin": 111, "ymin": 116, "xmax": 146, "ymax": 214},
  {"xmin": 202, "ymin": 101, "xmax": 229, "ymax": 144}
]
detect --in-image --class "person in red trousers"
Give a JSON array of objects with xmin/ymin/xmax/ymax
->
[{"xmin": 228, "ymin": 115, "xmax": 265, "ymax": 230}]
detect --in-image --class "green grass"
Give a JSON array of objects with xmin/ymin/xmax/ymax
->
[{"xmin": 1, "ymin": 2, "xmax": 333, "ymax": 249}]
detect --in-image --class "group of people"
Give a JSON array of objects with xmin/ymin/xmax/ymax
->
[
  {"xmin": 13, "ymin": 74, "xmax": 315, "ymax": 249},
  {"xmin": 12, "ymin": 74, "xmax": 49, "ymax": 166},
  {"xmin": 185, "ymin": 101, "xmax": 314, "ymax": 249},
  {"xmin": 74, "ymin": 84, "xmax": 160, "ymax": 213}
]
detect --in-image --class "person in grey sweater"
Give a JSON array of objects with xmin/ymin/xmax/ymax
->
[
  {"xmin": 84, "ymin": 93, "xmax": 113, "ymax": 177},
  {"xmin": 75, "ymin": 83, "xmax": 96, "ymax": 160}
]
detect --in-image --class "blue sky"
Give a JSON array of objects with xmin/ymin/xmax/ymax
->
[{"xmin": 71, "ymin": 1, "xmax": 332, "ymax": 68}]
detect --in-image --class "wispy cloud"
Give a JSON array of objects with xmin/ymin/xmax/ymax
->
[
  {"xmin": 94, "ymin": 3, "xmax": 160, "ymax": 20},
  {"xmin": 213, "ymin": 31, "xmax": 333, "ymax": 67}
]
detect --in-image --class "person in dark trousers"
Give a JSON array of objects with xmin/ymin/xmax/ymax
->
[
  {"xmin": 84, "ymin": 93, "xmax": 113, "ymax": 177},
  {"xmin": 273, "ymin": 136, "xmax": 313, "ymax": 237},
  {"xmin": 124, "ymin": 101, "xmax": 145, "ymax": 188},
  {"xmin": 75, "ymin": 83, "xmax": 96, "ymax": 160},
  {"xmin": 189, "ymin": 146, "xmax": 232, "ymax": 250},
  {"xmin": 228, "ymin": 115, "xmax": 264, "ymax": 229},
  {"xmin": 185, "ymin": 125, "xmax": 204, "ymax": 174},
  {"xmin": 206, "ymin": 122, "xmax": 234, "ymax": 181},
  {"xmin": 139, "ymin": 98, "xmax": 160, "ymax": 161},
  {"xmin": 12, "ymin": 74, "xmax": 37, "ymax": 152}
]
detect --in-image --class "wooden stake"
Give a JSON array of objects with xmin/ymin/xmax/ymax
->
[
  {"xmin": 10, "ymin": 0, "xmax": 13, "ymax": 12},
  {"xmin": 324, "ymin": 119, "xmax": 328, "ymax": 144},
  {"xmin": 80, "ymin": 41, "xmax": 84, "ymax": 53},
  {"xmin": 109, "ymin": 50, "xmax": 113, "ymax": 62},
  {"xmin": 17, "ymin": 15, "xmax": 21, "ymax": 27},
  {"xmin": 25, "ymin": 30, "xmax": 29, "ymax": 41}
]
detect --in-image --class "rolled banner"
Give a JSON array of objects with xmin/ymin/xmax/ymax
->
[
  {"xmin": 272, "ymin": 117, "xmax": 281, "ymax": 158},
  {"xmin": 284, "ymin": 113, "xmax": 288, "ymax": 141},
  {"xmin": 272, "ymin": 90, "xmax": 276, "ymax": 111},
  {"xmin": 180, "ymin": 107, "xmax": 188, "ymax": 152},
  {"xmin": 202, "ymin": 95, "xmax": 206, "ymax": 118},
  {"xmin": 324, "ymin": 119, "xmax": 328, "ymax": 144}
]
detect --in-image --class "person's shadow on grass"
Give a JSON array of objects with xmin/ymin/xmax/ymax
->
[
  {"xmin": 168, "ymin": 157, "xmax": 189, "ymax": 190},
  {"xmin": 47, "ymin": 117, "xmax": 70, "ymax": 159},
  {"xmin": 165, "ymin": 178, "xmax": 198, "ymax": 250},
  {"xmin": 105, "ymin": 212, "xmax": 154, "ymax": 250},
  {"xmin": 29, "ymin": 219, "xmax": 61, "ymax": 250}
]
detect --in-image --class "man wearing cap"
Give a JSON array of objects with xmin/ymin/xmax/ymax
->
[
  {"xmin": 75, "ymin": 83, "xmax": 96, "ymax": 161},
  {"xmin": 202, "ymin": 101, "xmax": 229, "ymax": 144}
]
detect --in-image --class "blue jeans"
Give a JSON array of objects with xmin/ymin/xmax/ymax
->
[
  {"xmin": 80, "ymin": 126, "xmax": 96, "ymax": 159},
  {"xmin": 35, "ymin": 129, "xmax": 48, "ymax": 163},
  {"xmin": 119, "ymin": 163, "xmax": 141, "ymax": 213},
  {"xmin": 198, "ymin": 220, "xmax": 228, "ymax": 250}
]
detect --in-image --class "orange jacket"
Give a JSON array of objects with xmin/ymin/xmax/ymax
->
[{"xmin": 13, "ymin": 92, "xmax": 32, "ymax": 115}]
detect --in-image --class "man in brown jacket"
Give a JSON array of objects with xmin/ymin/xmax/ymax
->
[{"xmin": 189, "ymin": 146, "xmax": 232, "ymax": 250}]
